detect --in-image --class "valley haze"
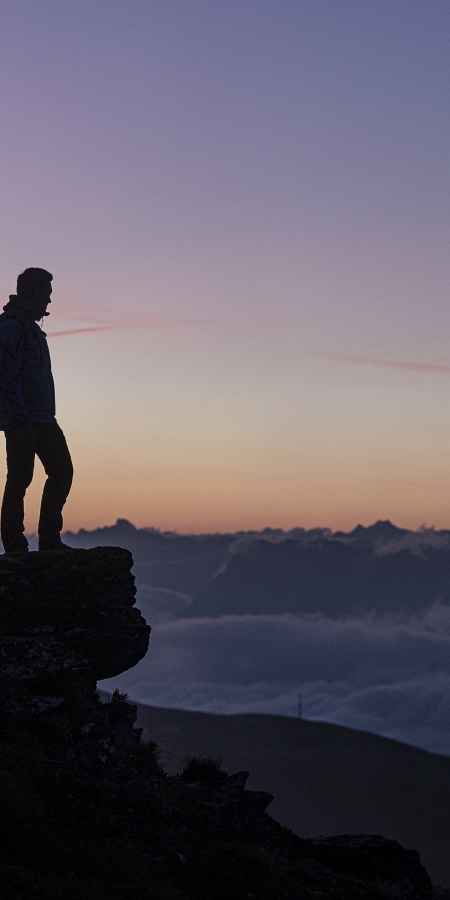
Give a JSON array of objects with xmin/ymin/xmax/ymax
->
[{"xmin": 23, "ymin": 518, "xmax": 450, "ymax": 757}]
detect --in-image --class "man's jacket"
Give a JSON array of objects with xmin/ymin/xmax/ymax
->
[{"xmin": 0, "ymin": 299, "xmax": 56, "ymax": 429}]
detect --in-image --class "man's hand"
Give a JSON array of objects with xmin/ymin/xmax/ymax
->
[{"xmin": 13, "ymin": 420, "xmax": 35, "ymax": 449}]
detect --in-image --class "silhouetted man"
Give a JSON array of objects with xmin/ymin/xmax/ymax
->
[{"xmin": 0, "ymin": 268, "xmax": 73, "ymax": 553}]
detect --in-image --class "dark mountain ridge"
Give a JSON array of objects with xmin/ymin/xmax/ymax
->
[
  {"xmin": 188, "ymin": 538, "xmax": 450, "ymax": 618},
  {"xmin": 59, "ymin": 520, "xmax": 450, "ymax": 618}
]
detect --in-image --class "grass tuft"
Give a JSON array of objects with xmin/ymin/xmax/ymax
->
[
  {"xmin": 109, "ymin": 689, "xmax": 129, "ymax": 704},
  {"xmin": 180, "ymin": 755, "xmax": 227, "ymax": 784},
  {"xmin": 133, "ymin": 740, "xmax": 165, "ymax": 777}
]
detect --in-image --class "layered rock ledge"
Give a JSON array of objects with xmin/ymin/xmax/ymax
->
[
  {"xmin": 0, "ymin": 547, "xmax": 150, "ymax": 701},
  {"xmin": 0, "ymin": 548, "xmax": 434, "ymax": 899}
]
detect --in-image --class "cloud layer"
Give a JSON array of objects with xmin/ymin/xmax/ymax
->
[
  {"xmin": 100, "ymin": 604, "xmax": 450, "ymax": 755},
  {"xmin": 136, "ymin": 583, "xmax": 192, "ymax": 624}
]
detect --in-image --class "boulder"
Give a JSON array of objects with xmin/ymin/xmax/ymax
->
[{"xmin": 0, "ymin": 547, "xmax": 150, "ymax": 691}]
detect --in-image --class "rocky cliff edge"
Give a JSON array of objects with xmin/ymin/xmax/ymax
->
[{"xmin": 0, "ymin": 547, "xmax": 435, "ymax": 899}]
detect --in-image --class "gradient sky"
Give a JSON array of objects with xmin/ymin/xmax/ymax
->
[{"xmin": 1, "ymin": 0, "xmax": 450, "ymax": 533}]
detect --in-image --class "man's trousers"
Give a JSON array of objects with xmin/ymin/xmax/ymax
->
[{"xmin": 1, "ymin": 421, "xmax": 73, "ymax": 552}]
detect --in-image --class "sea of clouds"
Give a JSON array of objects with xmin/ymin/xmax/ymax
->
[{"xmin": 100, "ymin": 593, "xmax": 450, "ymax": 756}]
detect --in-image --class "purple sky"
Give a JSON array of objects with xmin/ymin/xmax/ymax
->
[{"xmin": 1, "ymin": 1, "xmax": 450, "ymax": 532}]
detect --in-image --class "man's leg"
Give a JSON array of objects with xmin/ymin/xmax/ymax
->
[
  {"xmin": 1, "ymin": 425, "xmax": 36, "ymax": 552},
  {"xmin": 34, "ymin": 422, "xmax": 73, "ymax": 551}
]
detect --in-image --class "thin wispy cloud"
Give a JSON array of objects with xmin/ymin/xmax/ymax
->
[
  {"xmin": 321, "ymin": 352, "xmax": 450, "ymax": 374},
  {"xmin": 48, "ymin": 326, "xmax": 122, "ymax": 338},
  {"xmin": 46, "ymin": 316, "xmax": 219, "ymax": 339}
]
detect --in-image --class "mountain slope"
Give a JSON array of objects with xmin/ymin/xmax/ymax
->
[{"xmin": 136, "ymin": 704, "xmax": 450, "ymax": 888}]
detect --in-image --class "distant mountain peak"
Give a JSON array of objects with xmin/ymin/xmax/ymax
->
[
  {"xmin": 352, "ymin": 520, "xmax": 406, "ymax": 538},
  {"xmin": 115, "ymin": 518, "xmax": 137, "ymax": 531}
]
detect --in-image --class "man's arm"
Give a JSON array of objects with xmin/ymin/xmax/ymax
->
[{"xmin": 0, "ymin": 320, "xmax": 30, "ymax": 426}]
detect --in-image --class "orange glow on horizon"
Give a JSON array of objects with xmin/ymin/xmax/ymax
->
[{"xmin": 11, "ymin": 453, "xmax": 450, "ymax": 536}]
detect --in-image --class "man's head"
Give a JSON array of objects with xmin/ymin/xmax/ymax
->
[{"xmin": 16, "ymin": 268, "xmax": 53, "ymax": 319}]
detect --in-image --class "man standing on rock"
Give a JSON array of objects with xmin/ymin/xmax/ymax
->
[{"xmin": 0, "ymin": 268, "xmax": 73, "ymax": 553}]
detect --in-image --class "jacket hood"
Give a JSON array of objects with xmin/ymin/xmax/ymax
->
[
  {"xmin": 3, "ymin": 295, "xmax": 49, "ymax": 321},
  {"xmin": 4, "ymin": 295, "xmax": 25, "ymax": 312}
]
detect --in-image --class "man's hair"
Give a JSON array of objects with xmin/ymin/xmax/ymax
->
[{"xmin": 16, "ymin": 268, "xmax": 53, "ymax": 300}]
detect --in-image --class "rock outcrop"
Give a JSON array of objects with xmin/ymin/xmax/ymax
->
[
  {"xmin": 0, "ymin": 546, "xmax": 149, "ymax": 685},
  {"xmin": 0, "ymin": 548, "xmax": 434, "ymax": 899}
]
